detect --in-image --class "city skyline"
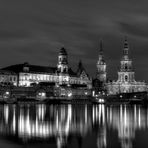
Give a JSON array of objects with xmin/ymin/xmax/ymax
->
[
  {"xmin": 1, "ymin": 38, "xmax": 146, "ymax": 82},
  {"xmin": 0, "ymin": 0, "xmax": 148, "ymax": 81},
  {"xmin": 0, "ymin": 1, "xmax": 148, "ymax": 148}
]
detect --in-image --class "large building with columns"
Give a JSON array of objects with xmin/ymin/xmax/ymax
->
[
  {"xmin": 1, "ymin": 47, "xmax": 92, "ymax": 89},
  {"xmin": 106, "ymin": 38, "xmax": 147, "ymax": 95}
]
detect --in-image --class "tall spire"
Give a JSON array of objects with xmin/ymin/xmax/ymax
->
[
  {"xmin": 124, "ymin": 36, "xmax": 128, "ymax": 49},
  {"xmin": 77, "ymin": 60, "xmax": 86, "ymax": 76},
  {"xmin": 98, "ymin": 40, "xmax": 104, "ymax": 62},
  {"xmin": 78, "ymin": 60, "xmax": 83, "ymax": 70},
  {"xmin": 99, "ymin": 40, "xmax": 103, "ymax": 55},
  {"xmin": 57, "ymin": 47, "xmax": 68, "ymax": 73},
  {"xmin": 96, "ymin": 39, "xmax": 106, "ymax": 83},
  {"xmin": 123, "ymin": 36, "xmax": 129, "ymax": 59}
]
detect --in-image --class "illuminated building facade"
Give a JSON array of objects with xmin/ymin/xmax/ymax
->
[
  {"xmin": 57, "ymin": 47, "xmax": 68, "ymax": 74},
  {"xmin": 93, "ymin": 41, "xmax": 107, "ymax": 95},
  {"xmin": 0, "ymin": 70, "xmax": 17, "ymax": 86},
  {"xmin": 107, "ymin": 38, "xmax": 147, "ymax": 95},
  {"xmin": 1, "ymin": 48, "xmax": 92, "ymax": 88},
  {"xmin": 96, "ymin": 41, "xmax": 107, "ymax": 83}
]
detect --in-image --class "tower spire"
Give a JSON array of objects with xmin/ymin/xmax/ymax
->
[
  {"xmin": 99, "ymin": 40, "xmax": 103, "ymax": 55},
  {"xmin": 124, "ymin": 36, "xmax": 128, "ymax": 49},
  {"xmin": 57, "ymin": 47, "xmax": 68, "ymax": 73},
  {"xmin": 96, "ymin": 40, "xmax": 107, "ymax": 83},
  {"xmin": 123, "ymin": 36, "xmax": 129, "ymax": 59}
]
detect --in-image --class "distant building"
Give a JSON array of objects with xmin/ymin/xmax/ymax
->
[
  {"xmin": 96, "ymin": 41, "xmax": 107, "ymax": 83},
  {"xmin": 106, "ymin": 38, "xmax": 147, "ymax": 95},
  {"xmin": 93, "ymin": 41, "xmax": 107, "ymax": 95},
  {"xmin": 2, "ymin": 48, "xmax": 92, "ymax": 88},
  {"xmin": 0, "ymin": 70, "xmax": 17, "ymax": 86}
]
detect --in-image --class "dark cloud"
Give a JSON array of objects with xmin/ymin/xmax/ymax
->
[
  {"xmin": 0, "ymin": 30, "xmax": 29, "ymax": 40},
  {"xmin": 118, "ymin": 21, "xmax": 148, "ymax": 39}
]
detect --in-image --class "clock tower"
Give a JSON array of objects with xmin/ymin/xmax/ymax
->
[
  {"xmin": 57, "ymin": 47, "xmax": 68, "ymax": 73},
  {"xmin": 117, "ymin": 37, "xmax": 135, "ymax": 83},
  {"xmin": 97, "ymin": 41, "xmax": 107, "ymax": 83}
]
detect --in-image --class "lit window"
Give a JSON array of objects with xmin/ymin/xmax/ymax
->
[
  {"xmin": 42, "ymin": 93, "xmax": 45, "ymax": 97},
  {"xmin": 6, "ymin": 91, "xmax": 9, "ymax": 95}
]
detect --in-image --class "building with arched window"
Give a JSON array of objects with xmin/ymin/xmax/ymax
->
[
  {"xmin": 106, "ymin": 38, "xmax": 147, "ymax": 95},
  {"xmin": 93, "ymin": 41, "xmax": 107, "ymax": 96},
  {"xmin": 1, "ymin": 48, "xmax": 92, "ymax": 89}
]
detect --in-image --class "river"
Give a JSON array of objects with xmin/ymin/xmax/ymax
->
[{"xmin": 0, "ymin": 103, "xmax": 148, "ymax": 148}]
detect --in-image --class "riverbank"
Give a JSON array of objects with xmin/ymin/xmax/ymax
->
[{"xmin": 0, "ymin": 86, "xmax": 147, "ymax": 104}]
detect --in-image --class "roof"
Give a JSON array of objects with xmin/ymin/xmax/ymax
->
[
  {"xmin": 1, "ymin": 63, "xmax": 78, "ymax": 76},
  {"xmin": 2, "ymin": 63, "xmax": 57, "ymax": 74},
  {"xmin": 76, "ymin": 61, "xmax": 89, "ymax": 78},
  {"xmin": 59, "ymin": 47, "xmax": 67, "ymax": 56},
  {"xmin": 68, "ymin": 68, "xmax": 77, "ymax": 76}
]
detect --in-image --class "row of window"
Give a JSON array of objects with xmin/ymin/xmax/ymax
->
[
  {"xmin": 118, "ymin": 74, "xmax": 135, "ymax": 82},
  {"xmin": 0, "ymin": 76, "xmax": 17, "ymax": 82},
  {"xmin": 109, "ymin": 86, "xmax": 146, "ymax": 94},
  {"xmin": 20, "ymin": 74, "xmax": 59, "ymax": 82},
  {"xmin": 19, "ymin": 73, "xmax": 89, "ymax": 83},
  {"xmin": 20, "ymin": 71, "xmax": 90, "ymax": 80}
]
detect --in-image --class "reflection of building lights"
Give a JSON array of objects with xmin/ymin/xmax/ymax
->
[
  {"xmin": 13, "ymin": 107, "xmax": 16, "ymax": 133},
  {"xmin": 102, "ymin": 105, "xmax": 105, "ymax": 124},
  {"xmin": 97, "ymin": 127, "xmax": 107, "ymax": 148},
  {"xmin": 92, "ymin": 91, "xmax": 95, "ymax": 97},
  {"xmin": 85, "ymin": 105, "xmax": 87, "ymax": 124},
  {"xmin": 3, "ymin": 103, "xmax": 148, "ymax": 148},
  {"xmin": 134, "ymin": 105, "xmax": 137, "ymax": 123},
  {"xmin": 124, "ymin": 105, "xmax": 127, "ymax": 126},
  {"xmin": 92, "ymin": 106, "xmax": 95, "ymax": 123},
  {"xmin": 138, "ymin": 107, "xmax": 141, "ymax": 127},
  {"xmin": 4, "ymin": 105, "xmax": 9, "ymax": 124},
  {"xmin": 98, "ymin": 104, "xmax": 105, "ymax": 124}
]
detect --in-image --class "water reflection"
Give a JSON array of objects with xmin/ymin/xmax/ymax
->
[
  {"xmin": 106, "ymin": 105, "xmax": 148, "ymax": 148},
  {"xmin": 0, "ymin": 104, "xmax": 148, "ymax": 148}
]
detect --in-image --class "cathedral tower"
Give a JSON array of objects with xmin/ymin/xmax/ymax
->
[
  {"xmin": 96, "ymin": 41, "xmax": 107, "ymax": 82},
  {"xmin": 117, "ymin": 37, "xmax": 135, "ymax": 83},
  {"xmin": 106, "ymin": 37, "xmax": 147, "ymax": 95},
  {"xmin": 57, "ymin": 47, "xmax": 68, "ymax": 73}
]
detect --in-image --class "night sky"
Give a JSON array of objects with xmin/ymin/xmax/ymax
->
[{"xmin": 0, "ymin": 0, "xmax": 148, "ymax": 81}]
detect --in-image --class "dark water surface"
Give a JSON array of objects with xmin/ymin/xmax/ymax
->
[{"xmin": 0, "ymin": 103, "xmax": 148, "ymax": 148}]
